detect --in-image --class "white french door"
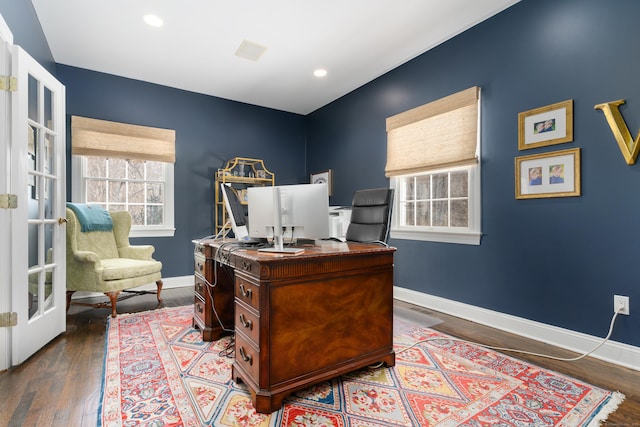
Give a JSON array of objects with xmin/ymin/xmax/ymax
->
[{"xmin": 9, "ymin": 44, "xmax": 66, "ymax": 365}]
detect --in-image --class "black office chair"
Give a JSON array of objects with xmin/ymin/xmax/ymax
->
[{"xmin": 345, "ymin": 188, "xmax": 394, "ymax": 243}]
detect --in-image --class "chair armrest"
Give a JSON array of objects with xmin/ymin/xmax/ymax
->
[
  {"xmin": 119, "ymin": 245, "xmax": 155, "ymax": 260},
  {"xmin": 73, "ymin": 250, "xmax": 101, "ymax": 264}
]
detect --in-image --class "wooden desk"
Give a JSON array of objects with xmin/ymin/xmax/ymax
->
[{"xmin": 192, "ymin": 239, "xmax": 396, "ymax": 413}]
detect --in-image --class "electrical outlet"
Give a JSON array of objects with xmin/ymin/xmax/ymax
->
[{"xmin": 613, "ymin": 295, "xmax": 630, "ymax": 315}]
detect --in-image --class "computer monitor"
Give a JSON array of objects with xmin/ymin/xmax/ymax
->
[
  {"xmin": 220, "ymin": 183, "xmax": 250, "ymax": 241},
  {"xmin": 248, "ymin": 184, "xmax": 330, "ymax": 252}
]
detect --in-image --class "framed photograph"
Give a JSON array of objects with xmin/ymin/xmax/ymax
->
[
  {"xmin": 518, "ymin": 99, "xmax": 573, "ymax": 150},
  {"xmin": 515, "ymin": 148, "xmax": 580, "ymax": 199},
  {"xmin": 310, "ymin": 169, "xmax": 333, "ymax": 196}
]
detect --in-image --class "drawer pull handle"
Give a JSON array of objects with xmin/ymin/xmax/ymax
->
[
  {"xmin": 239, "ymin": 314, "xmax": 253, "ymax": 330},
  {"xmin": 239, "ymin": 283, "xmax": 252, "ymax": 298},
  {"xmin": 196, "ymin": 283, "xmax": 203, "ymax": 292},
  {"xmin": 239, "ymin": 347, "xmax": 253, "ymax": 365},
  {"xmin": 197, "ymin": 304, "xmax": 203, "ymax": 313},
  {"xmin": 197, "ymin": 262, "xmax": 203, "ymax": 272},
  {"xmin": 241, "ymin": 261, "xmax": 251, "ymax": 271}
]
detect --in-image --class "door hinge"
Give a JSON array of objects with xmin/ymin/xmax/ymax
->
[
  {"xmin": 0, "ymin": 194, "xmax": 18, "ymax": 209},
  {"xmin": 0, "ymin": 312, "xmax": 17, "ymax": 327},
  {"xmin": 0, "ymin": 75, "xmax": 17, "ymax": 92}
]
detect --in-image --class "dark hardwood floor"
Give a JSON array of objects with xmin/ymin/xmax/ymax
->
[{"xmin": 1, "ymin": 287, "xmax": 638, "ymax": 426}]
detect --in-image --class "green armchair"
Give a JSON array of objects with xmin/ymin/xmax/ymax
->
[{"xmin": 66, "ymin": 207, "xmax": 163, "ymax": 317}]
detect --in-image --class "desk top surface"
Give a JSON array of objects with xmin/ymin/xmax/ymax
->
[{"xmin": 194, "ymin": 238, "xmax": 395, "ymax": 261}]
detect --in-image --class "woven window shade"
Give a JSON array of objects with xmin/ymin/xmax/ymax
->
[
  {"xmin": 71, "ymin": 116, "xmax": 176, "ymax": 163},
  {"xmin": 385, "ymin": 86, "xmax": 479, "ymax": 177}
]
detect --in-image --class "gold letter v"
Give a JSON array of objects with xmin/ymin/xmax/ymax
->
[{"xmin": 595, "ymin": 99, "xmax": 640, "ymax": 165}]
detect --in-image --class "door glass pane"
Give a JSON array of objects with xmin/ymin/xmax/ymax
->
[
  {"xmin": 28, "ymin": 74, "xmax": 38, "ymax": 122},
  {"xmin": 44, "ymin": 133, "xmax": 54, "ymax": 176},
  {"xmin": 44, "ymin": 86, "xmax": 53, "ymax": 130},
  {"xmin": 27, "ymin": 221, "xmax": 40, "ymax": 320},
  {"xmin": 28, "ymin": 270, "xmax": 40, "ymax": 319},
  {"xmin": 28, "ymin": 222, "xmax": 38, "ymax": 268},
  {"xmin": 44, "ymin": 223, "xmax": 55, "ymax": 310},
  {"xmin": 44, "ymin": 177, "xmax": 54, "ymax": 219}
]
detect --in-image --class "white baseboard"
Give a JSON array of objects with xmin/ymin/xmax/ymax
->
[
  {"xmin": 394, "ymin": 286, "xmax": 640, "ymax": 371},
  {"xmin": 70, "ymin": 275, "xmax": 193, "ymax": 299}
]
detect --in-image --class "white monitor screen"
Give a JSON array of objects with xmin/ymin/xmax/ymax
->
[{"xmin": 247, "ymin": 184, "xmax": 330, "ymax": 240}]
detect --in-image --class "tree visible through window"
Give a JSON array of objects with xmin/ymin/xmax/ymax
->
[
  {"xmin": 398, "ymin": 169, "xmax": 469, "ymax": 228},
  {"xmin": 84, "ymin": 157, "xmax": 165, "ymax": 226}
]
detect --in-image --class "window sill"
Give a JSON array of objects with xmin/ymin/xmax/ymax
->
[
  {"xmin": 130, "ymin": 227, "xmax": 175, "ymax": 238},
  {"xmin": 390, "ymin": 228, "xmax": 481, "ymax": 245}
]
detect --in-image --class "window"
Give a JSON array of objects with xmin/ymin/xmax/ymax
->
[
  {"xmin": 390, "ymin": 164, "xmax": 481, "ymax": 244},
  {"xmin": 71, "ymin": 156, "xmax": 174, "ymax": 237},
  {"xmin": 386, "ymin": 87, "xmax": 482, "ymax": 245},
  {"xmin": 70, "ymin": 116, "xmax": 175, "ymax": 237}
]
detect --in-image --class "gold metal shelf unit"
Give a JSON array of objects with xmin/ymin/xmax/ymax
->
[{"xmin": 214, "ymin": 157, "xmax": 274, "ymax": 235}]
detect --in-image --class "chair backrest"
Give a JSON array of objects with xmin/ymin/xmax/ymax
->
[
  {"xmin": 66, "ymin": 208, "xmax": 131, "ymax": 259},
  {"xmin": 345, "ymin": 188, "xmax": 394, "ymax": 243}
]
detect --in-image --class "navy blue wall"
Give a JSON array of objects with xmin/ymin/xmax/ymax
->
[
  {"xmin": 306, "ymin": 0, "xmax": 639, "ymax": 346},
  {"xmin": 57, "ymin": 65, "xmax": 306, "ymax": 278}
]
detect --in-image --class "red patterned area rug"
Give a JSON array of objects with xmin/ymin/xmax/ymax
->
[{"xmin": 99, "ymin": 305, "xmax": 624, "ymax": 426}]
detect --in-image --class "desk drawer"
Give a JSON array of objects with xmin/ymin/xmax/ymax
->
[
  {"xmin": 235, "ymin": 333, "xmax": 260, "ymax": 384},
  {"xmin": 194, "ymin": 254, "xmax": 212, "ymax": 278},
  {"xmin": 194, "ymin": 294, "xmax": 209, "ymax": 325},
  {"xmin": 194, "ymin": 275, "xmax": 208, "ymax": 299},
  {"xmin": 235, "ymin": 276, "xmax": 260, "ymax": 310},
  {"xmin": 235, "ymin": 302, "xmax": 259, "ymax": 344}
]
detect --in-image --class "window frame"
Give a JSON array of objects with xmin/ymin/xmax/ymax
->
[
  {"xmin": 71, "ymin": 155, "xmax": 175, "ymax": 238},
  {"xmin": 390, "ymin": 163, "xmax": 481, "ymax": 245}
]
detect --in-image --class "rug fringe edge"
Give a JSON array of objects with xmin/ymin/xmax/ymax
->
[{"xmin": 587, "ymin": 391, "xmax": 626, "ymax": 426}]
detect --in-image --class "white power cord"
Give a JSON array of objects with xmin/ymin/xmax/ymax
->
[{"xmin": 397, "ymin": 307, "xmax": 623, "ymax": 363}]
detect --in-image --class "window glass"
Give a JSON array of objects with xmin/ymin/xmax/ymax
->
[
  {"xmin": 72, "ymin": 155, "xmax": 174, "ymax": 237},
  {"xmin": 391, "ymin": 165, "xmax": 480, "ymax": 245}
]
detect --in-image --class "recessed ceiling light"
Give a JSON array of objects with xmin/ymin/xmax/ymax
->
[
  {"xmin": 143, "ymin": 14, "xmax": 164, "ymax": 27},
  {"xmin": 314, "ymin": 69, "xmax": 328, "ymax": 78}
]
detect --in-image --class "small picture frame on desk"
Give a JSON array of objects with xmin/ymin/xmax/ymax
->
[{"xmin": 310, "ymin": 169, "xmax": 333, "ymax": 196}]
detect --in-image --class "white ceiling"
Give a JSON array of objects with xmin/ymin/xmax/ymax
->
[{"xmin": 31, "ymin": 0, "xmax": 519, "ymax": 115}]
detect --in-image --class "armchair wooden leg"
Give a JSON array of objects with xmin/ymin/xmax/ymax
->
[
  {"xmin": 156, "ymin": 280, "xmax": 164, "ymax": 302},
  {"xmin": 66, "ymin": 291, "xmax": 75, "ymax": 312},
  {"xmin": 105, "ymin": 291, "xmax": 121, "ymax": 318}
]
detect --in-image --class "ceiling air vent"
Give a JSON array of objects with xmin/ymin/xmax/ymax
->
[{"xmin": 235, "ymin": 39, "xmax": 268, "ymax": 62}]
